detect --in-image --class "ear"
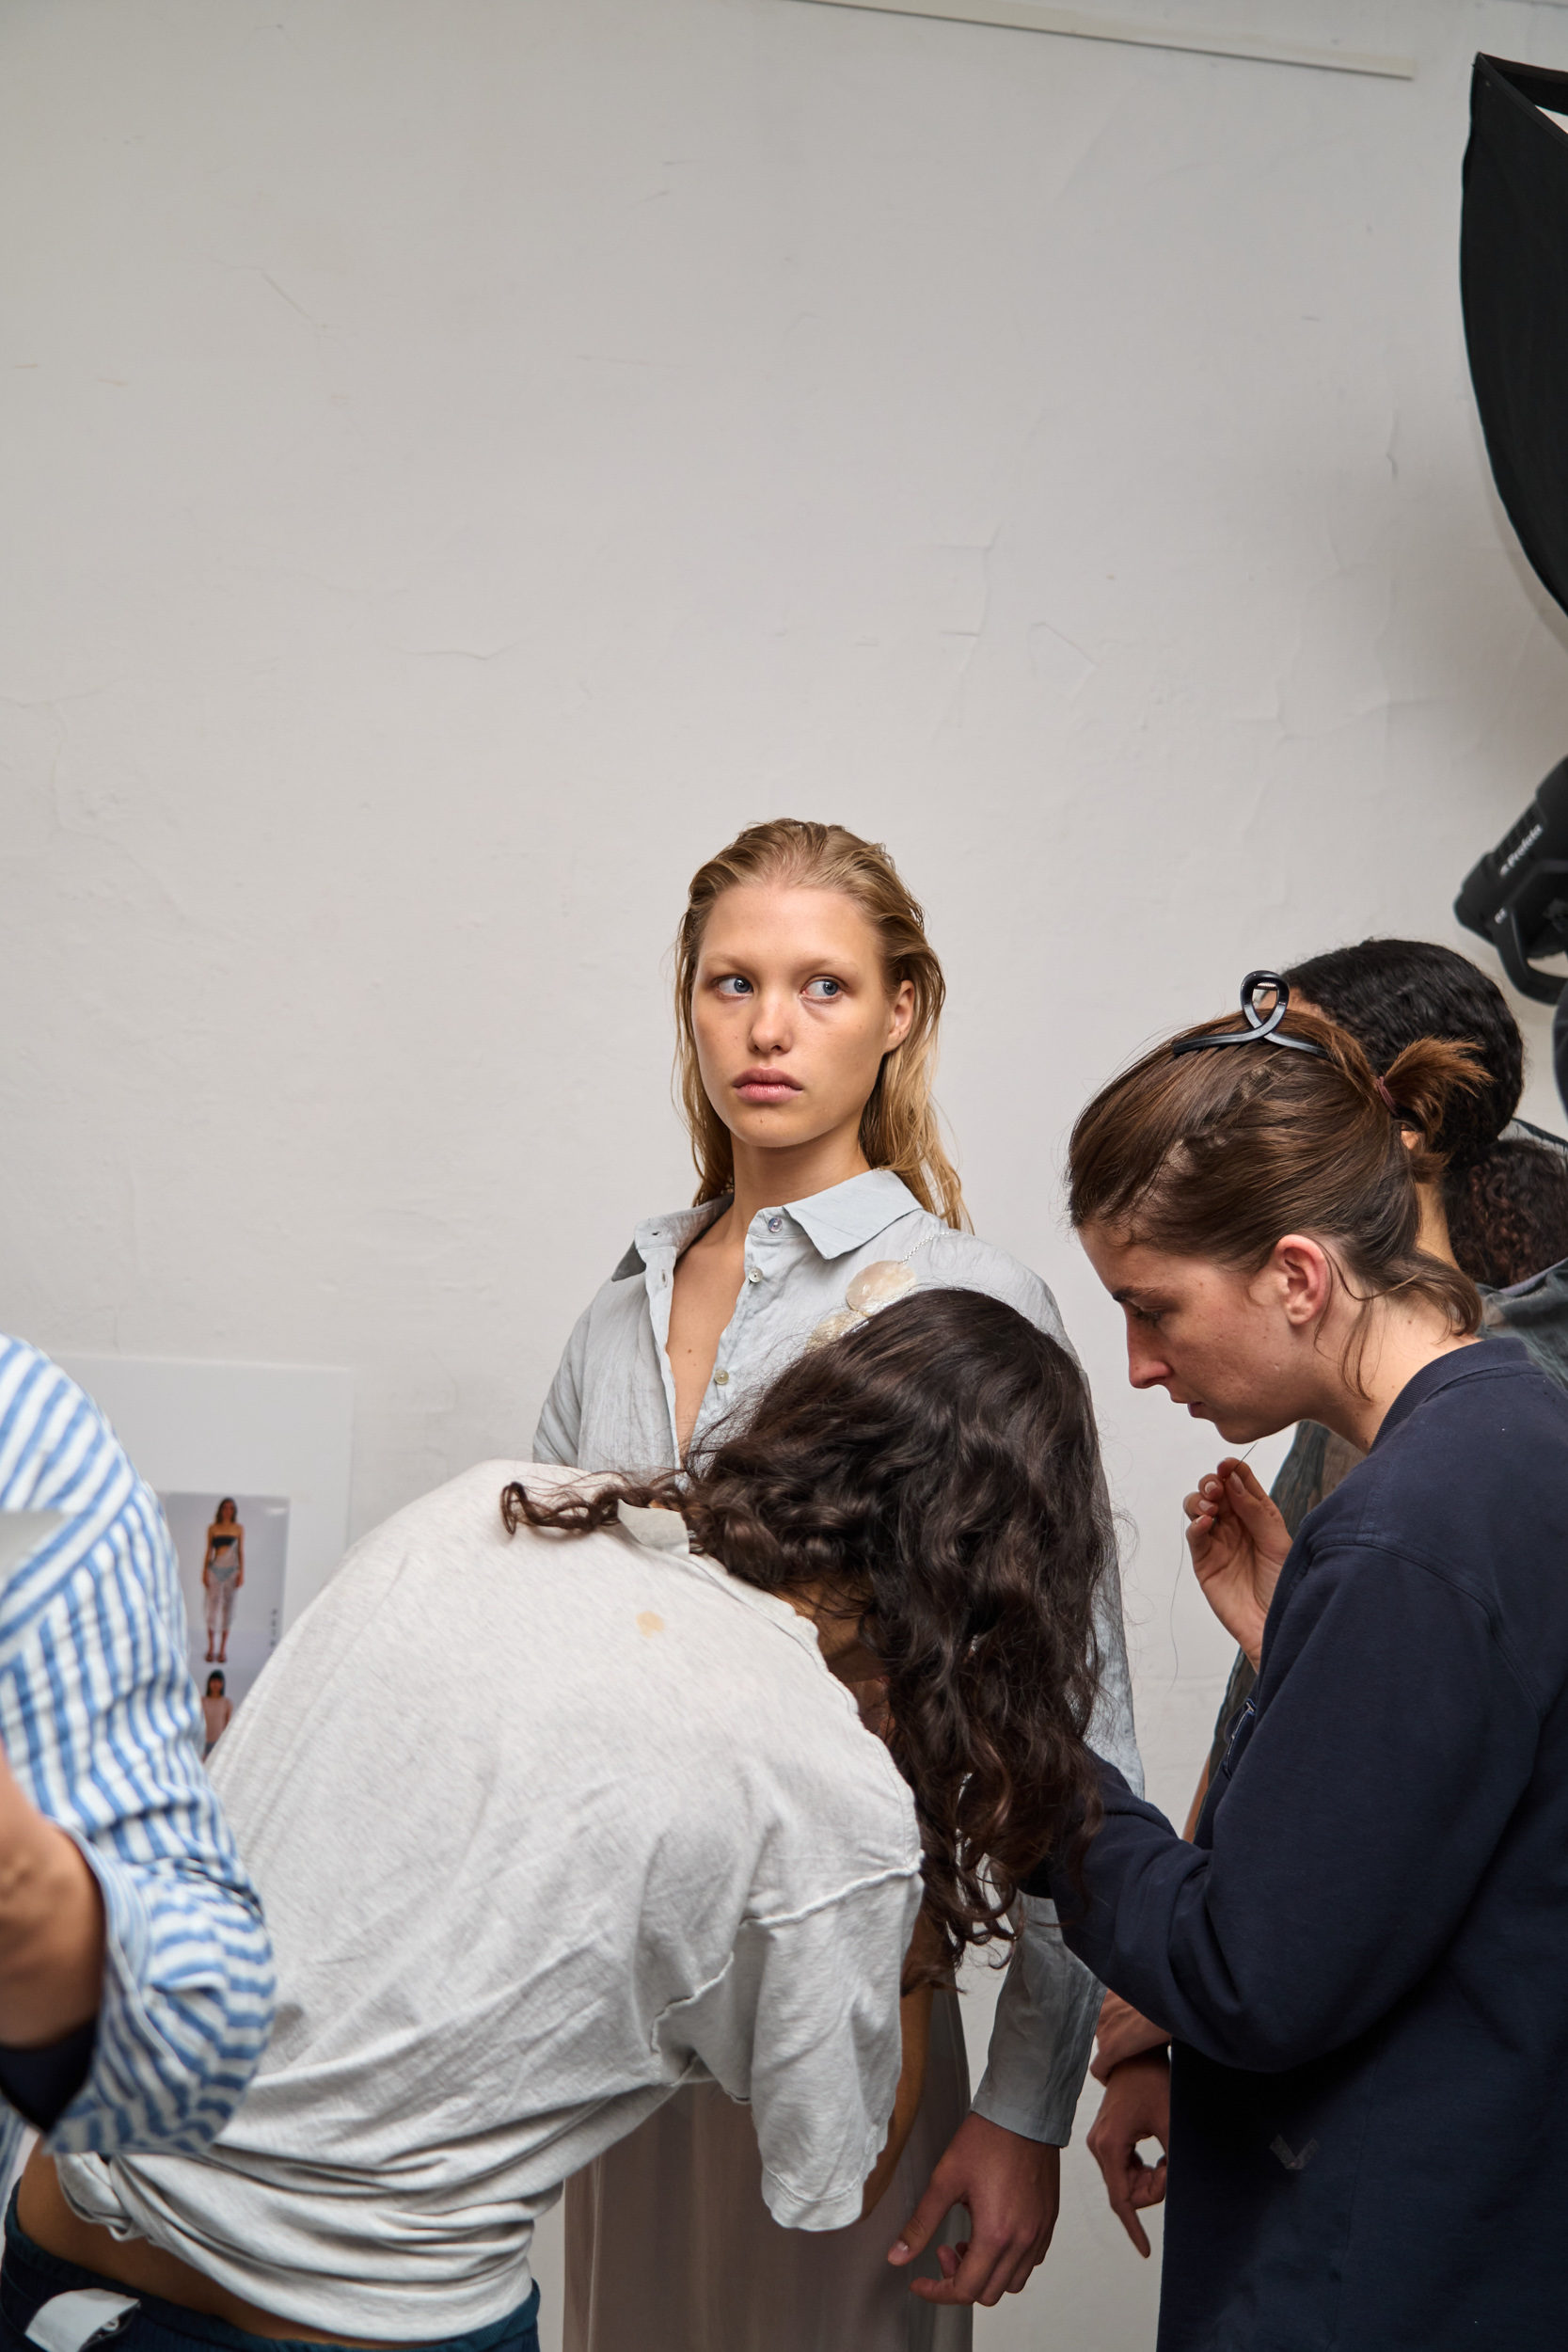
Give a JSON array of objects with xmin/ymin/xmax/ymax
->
[
  {"xmin": 1272, "ymin": 1234, "xmax": 1335, "ymax": 1328},
  {"xmin": 885, "ymin": 977, "xmax": 915, "ymax": 1052}
]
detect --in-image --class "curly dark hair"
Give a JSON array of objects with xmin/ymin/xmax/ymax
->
[
  {"xmin": 1281, "ymin": 939, "xmax": 1568, "ymax": 1284},
  {"xmin": 501, "ymin": 1289, "xmax": 1109, "ymax": 1972},
  {"xmin": 1284, "ymin": 939, "xmax": 1521, "ymax": 1173},
  {"xmin": 1446, "ymin": 1135, "xmax": 1568, "ymax": 1289}
]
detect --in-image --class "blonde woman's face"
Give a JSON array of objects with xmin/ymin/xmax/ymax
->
[{"xmin": 691, "ymin": 885, "xmax": 914, "ymax": 1157}]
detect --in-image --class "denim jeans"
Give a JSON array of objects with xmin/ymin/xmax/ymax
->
[{"xmin": 0, "ymin": 2194, "xmax": 540, "ymax": 2352}]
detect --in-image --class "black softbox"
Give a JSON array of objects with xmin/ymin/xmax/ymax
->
[
  {"xmin": 1462, "ymin": 56, "xmax": 1568, "ymax": 620},
  {"xmin": 1455, "ymin": 60, "xmax": 1568, "ymax": 1023}
]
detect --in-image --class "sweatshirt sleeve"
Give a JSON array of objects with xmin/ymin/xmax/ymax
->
[{"xmin": 1040, "ymin": 1542, "xmax": 1538, "ymax": 2073}]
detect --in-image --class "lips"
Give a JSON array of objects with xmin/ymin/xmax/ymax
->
[{"xmin": 734, "ymin": 1070, "xmax": 802, "ymax": 1103}]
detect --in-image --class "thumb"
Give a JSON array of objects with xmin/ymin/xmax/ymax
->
[
  {"xmin": 1225, "ymin": 1464, "xmax": 1280, "ymax": 1533},
  {"xmin": 889, "ymin": 2173, "xmax": 955, "ymax": 2266}
]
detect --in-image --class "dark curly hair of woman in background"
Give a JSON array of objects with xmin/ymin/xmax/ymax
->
[
  {"xmin": 1446, "ymin": 1134, "xmax": 1568, "ymax": 1289},
  {"xmin": 1287, "ymin": 937, "xmax": 1568, "ymax": 1289},
  {"xmin": 503, "ymin": 1287, "xmax": 1110, "ymax": 1974}
]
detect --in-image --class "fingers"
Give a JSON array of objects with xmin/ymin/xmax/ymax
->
[
  {"xmin": 1088, "ymin": 2135, "xmax": 1159, "ymax": 2257},
  {"xmin": 1086, "ymin": 2054, "xmax": 1171, "ymax": 2263},
  {"xmin": 1087, "ymin": 2117, "xmax": 1150, "ymax": 2259},
  {"xmin": 907, "ymin": 2229, "xmax": 1022, "ymax": 2306},
  {"xmin": 1000, "ymin": 2232, "xmax": 1052, "ymax": 2296},
  {"xmin": 887, "ymin": 2175, "xmax": 953, "ymax": 2266},
  {"xmin": 1129, "ymin": 2156, "xmax": 1168, "ymax": 2211},
  {"xmin": 1117, "ymin": 2201, "xmax": 1152, "ymax": 2260},
  {"xmin": 1207, "ymin": 1457, "xmax": 1282, "ymax": 1537},
  {"xmin": 1222, "ymin": 1468, "xmax": 1286, "ymax": 1539}
]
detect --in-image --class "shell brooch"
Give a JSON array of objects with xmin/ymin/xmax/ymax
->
[{"xmin": 805, "ymin": 1259, "xmax": 918, "ymax": 1351}]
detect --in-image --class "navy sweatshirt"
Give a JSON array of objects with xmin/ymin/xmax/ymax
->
[{"xmin": 1036, "ymin": 1336, "xmax": 1568, "ymax": 2349}]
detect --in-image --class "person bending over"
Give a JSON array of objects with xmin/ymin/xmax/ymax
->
[
  {"xmin": 0, "ymin": 1338, "xmax": 273, "ymax": 2216},
  {"xmin": 11, "ymin": 1289, "xmax": 1110, "ymax": 2352},
  {"xmin": 1038, "ymin": 975, "xmax": 1568, "ymax": 2348}
]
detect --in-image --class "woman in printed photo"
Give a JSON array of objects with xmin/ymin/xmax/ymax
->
[
  {"xmin": 202, "ymin": 1671, "xmax": 232, "ymax": 1761},
  {"xmin": 201, "ymin": 1501, "xmax": 245, "ymax": 1667}
]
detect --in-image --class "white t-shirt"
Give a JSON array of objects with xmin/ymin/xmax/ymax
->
[{"xmin": 58, "ymin": 1466, "xmax": 923, "ymax": 2338}]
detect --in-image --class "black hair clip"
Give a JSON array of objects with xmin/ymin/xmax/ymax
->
[{"xmin": 1172, "ymin": 971, "xmax": 1330, "ymax": 1060}]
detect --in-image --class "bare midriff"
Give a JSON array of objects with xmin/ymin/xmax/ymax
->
[{"xmin": 17, "ymin": 2149, "xmax": 404, "ymax": 2349}]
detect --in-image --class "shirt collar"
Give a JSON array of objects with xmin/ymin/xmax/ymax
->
[
  {"xmin": 630, "ymin": 1168, "xmax": 925, "ymax": 1271},
  {"xmin": 631, "ymin": 1200, "xmax": 728, "ymax": 1266},
  {"xmin": 615, "ymin": 1500, "xmax": 690, "ymax": 1554},
  {"xmin": 783, "ymin": 1168, "xmax": 926, "ymax": 1261}
]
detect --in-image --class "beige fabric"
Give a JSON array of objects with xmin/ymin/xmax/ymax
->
[{"xmin": 564, "ymin": 1991, "xmax": 974, "ymax": 2352}]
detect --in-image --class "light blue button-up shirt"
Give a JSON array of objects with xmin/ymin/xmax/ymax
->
[{"xmin": 535, "ymin": 1169, "xmax": 1143, "ymax": 2142}]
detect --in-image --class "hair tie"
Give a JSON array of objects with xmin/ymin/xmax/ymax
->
[
  {"xmin": 1172, "ymin": 971, "xmax": 1330, "ymax": 1061},
  {"xmin": 1375, "ymin": 1075, "xmax": 1400, "ymax": 1116}
]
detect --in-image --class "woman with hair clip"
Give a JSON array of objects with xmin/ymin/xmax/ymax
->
[
  {"xmin": 534, "ymin": 818, "xmax": 1140, "ymax": 2352},
  {"xmin": 12, "ymin": 1293, "xmax": 1115, "ymax": 2352},
  {"xmin": 1086, "ymin": 938, "xmax": 1568, "ymax": 2250},
  {"xmin": 1037, "ymin": 974, "xmax": 1568, "ymax": 2348}
]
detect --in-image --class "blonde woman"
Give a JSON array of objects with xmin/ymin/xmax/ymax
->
[{"xmin": 535, "ymin": 819, "xmax": 1140, "ymax": 2352}]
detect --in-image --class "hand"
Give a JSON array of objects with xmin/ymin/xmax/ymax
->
[
  {"xmin": 1085, "ymin": 2049, "xmax": 1170, "ymax": 2259},
  {"xmin": 0, "ymin": 1748, "xmax": 103, "ymax": 2045},
  {"xmin": 888, "ymin": 2111, "xmax": 1059, "ymax": 2305},
  {"xmin": 1091, "ymin": 1989, "xmax": 1172, "ymax": 2084},
  {"xmin": 1183, "ymin": 1455, "xmax": 1291, "ymax": 1669}
]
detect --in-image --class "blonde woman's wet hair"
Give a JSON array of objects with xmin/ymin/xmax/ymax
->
[{"xmin": 673, "ymin": 818, "xmax": 968, "ymax": 1231}]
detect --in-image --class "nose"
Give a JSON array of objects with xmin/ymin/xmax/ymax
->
[
  {"xmin": 747, "ymin": 987, "xmax": 794, "ymax": 1054},
  {"xmin": 1125, "ymin": 1328, "xmax": 1173, "ymax": 1391}
]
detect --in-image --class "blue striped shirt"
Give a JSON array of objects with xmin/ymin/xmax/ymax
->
[{"xmin": 0, "ymin": 1336, "xmax": 275, "ymax": 2168}]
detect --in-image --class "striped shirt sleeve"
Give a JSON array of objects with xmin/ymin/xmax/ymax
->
[{"xmin": 0, "ymin": 1339, "xmax": 275, "ymax": 2157}]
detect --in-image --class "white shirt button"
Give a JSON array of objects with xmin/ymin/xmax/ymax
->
[
  {"xmin": 747, "ymin": 1266, "xmax": 761, "ymax": 1283},
  {"xmin": 767, "ymin": 1216, "xmax": 783, "ymax": 1232},
  {"xmin": 714, "ymin": 1369, "xmax": 730, "ymax": 1386}
]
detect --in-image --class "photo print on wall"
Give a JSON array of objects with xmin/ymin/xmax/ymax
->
[{"xmin": 160, "ymin": 1492, "xmax": 290, "ymax": 1760}]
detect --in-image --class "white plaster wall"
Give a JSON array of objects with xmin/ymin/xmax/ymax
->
[{"xmin": 5, "ymin": 2, "xmax": 1568, "ymax": 2344}]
